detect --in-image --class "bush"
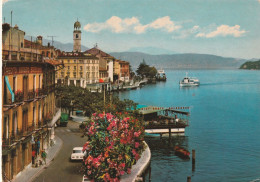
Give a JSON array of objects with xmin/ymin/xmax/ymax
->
[{"xmin": 82, "ymin": 112, "xmax": 145, "ymax": 181}]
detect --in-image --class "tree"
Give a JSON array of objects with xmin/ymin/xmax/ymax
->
[
  {"xmin": 136, "ymin": 61, "xmax": 157, "ymax": 79},
  {"xmin": 55, "ymin": 85, "xmax": 139, "ymax": 117}
]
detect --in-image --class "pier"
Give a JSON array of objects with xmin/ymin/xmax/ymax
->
[{"xmin": 137, "ymin": 106, "xmax": 190, "ymax": 137}]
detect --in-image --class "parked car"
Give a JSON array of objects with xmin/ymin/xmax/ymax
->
[
  {"xmin": 59, "ymin": 113, "xmax": 69, "ymax": 127},
  {"xmin": 70, "ymin": 147, "xmax": 84, "ymax": 161}
]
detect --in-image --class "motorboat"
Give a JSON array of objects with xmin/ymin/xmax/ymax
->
[{"xmin": 179, "ymin": 73, "xmax": 199, "ymax": 87}]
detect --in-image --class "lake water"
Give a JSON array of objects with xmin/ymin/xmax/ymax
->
[{"xmin": 118, "ymin": 70, "xmax": 260, "ymax": 182}]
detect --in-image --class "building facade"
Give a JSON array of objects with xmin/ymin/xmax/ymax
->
[
  {"xmin": 85, "ymin": 46, "xmax": 114, "ymax": 83},
  {"xmin": 2, "ymin": 24, "xmax": 61, "ymax": 182},
  {"xmin": 119, "ymin": 60, "xmax": 130, "ymax": 82},
  {"xmin": 56, "ymin": 52, "xmax": 99, "ymax": 86}
]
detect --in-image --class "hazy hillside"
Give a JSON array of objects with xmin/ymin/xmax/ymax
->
[
  {"xmin": 25, "ymin": 36, "xmax": 88, "ymax": 52},
  {"xmin": 110, "ymin": 52, "xmax": 247, "ymax": 69},
  {"xmin": 127, "ymin": 46, "xmax": 178, "ymax": 55}
]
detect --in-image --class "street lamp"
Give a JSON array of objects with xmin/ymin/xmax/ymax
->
[{"xmin": 70, "ymin": 100, "xmax": 73, "ymax": 117}]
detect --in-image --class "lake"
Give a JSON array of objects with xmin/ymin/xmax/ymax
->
[{"xmin": 118, "ymin": 70, "xmax": 260, "ymax": 182}]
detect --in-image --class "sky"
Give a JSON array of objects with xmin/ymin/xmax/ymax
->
[{"xmin": 2, "ymin": 0, "xmax": 260, "ymax": 59}]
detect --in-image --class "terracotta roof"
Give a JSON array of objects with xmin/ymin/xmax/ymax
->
[
  {"xmin": 119, "ymin": 60, "xmax": 129, "ymax": 64},
  {"xmin": 24, "ymin": 39, "xmax": 41, "ymax": 49},
  {"xmin": 84, "ymin": 47, "xmax": 113, "ymax": 58},
  {"xmin": 44, "ymin": 59, "xmax": 63, "ymax": 66}
]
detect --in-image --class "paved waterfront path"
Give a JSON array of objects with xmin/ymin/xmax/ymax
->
[{"xmin": 12, "ymin": 135, "xmax": 63, "ymax": 182}]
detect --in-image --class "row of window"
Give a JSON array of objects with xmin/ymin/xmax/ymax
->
[
  {"xmin": 65, "ymin": 66, "xmax": 99, "ymax": 71},
  {"xmin": 59, "ymin": 72, "xmax": 99, "ymax": 78},
  {"xmin": 65, "ymin": 60, "xmax": 98, "ymax": 64}
]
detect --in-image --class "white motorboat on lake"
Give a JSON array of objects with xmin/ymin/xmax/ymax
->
[{"xmin": 179, "ymin": 73, "xmax": 200, "ymax": 87}]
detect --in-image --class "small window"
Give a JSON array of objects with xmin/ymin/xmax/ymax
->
[
  {"xmin": 74, "ymin": 66, "xmax": 76, "ymax": 70},
  {"xmin": 74, "ymin": 60, "xmax": 76, "ymax": 63},
  {"xmin": 21, "ymin": 42, "xmax": 23, "ymax": 48},
  {"xmin": 76, "ymin": 34, "xmax": 78, "ymax": 38}
]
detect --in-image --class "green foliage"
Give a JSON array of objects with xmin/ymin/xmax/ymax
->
[
  {"xmin": 240, "ymin": 60, "xmax": 260, "ymax": 70},
  {"xmin": 55, "ymin": 85, "xmax": 139, "ymax": 116},
  {"xmin": 136, "ymin": 60, "xmax": 157, "ymax": 78}
]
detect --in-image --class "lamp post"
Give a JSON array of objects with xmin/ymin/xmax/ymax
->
[{"xmin": 70, "ymin": 100, "xmax": 73, "ymax": 117}]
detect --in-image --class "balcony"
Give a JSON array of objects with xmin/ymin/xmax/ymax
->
[
  {"xmin": 14, "ymin": 91, "xmax": 24, "ymax": 103},
  {"xmin": 22, "ymin": 125, "xmax": 35, "ymax": 136},
  {"xmin": 2, "ymin": 130, "xmax": 24, "ymax": 151},
  {"xmin": 27, "ymin": 89, "xmax": 36, "ymax": 100}
]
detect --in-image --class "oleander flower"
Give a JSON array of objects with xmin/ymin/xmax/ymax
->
[{"xmin": 82, "ymin": 112, "xmax": 145, "ymax": 181}]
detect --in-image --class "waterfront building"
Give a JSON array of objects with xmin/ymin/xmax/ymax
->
[
  {"xmin": 113, "ymin": 59, "xmax": 130, "ymax": 83},
  {"xmin": 56, "ymin": 20, "xmax": 99, "ymax": 87},
  {"xmin": 2, "ymin": 23, "xmax": 61, "ymax": 181},
  {"xmin": 119, "ymin": 60, "xmax": 130, "ymax": 82},
  {"xmin": 85, "ymin": 45, "xmax": 114, "ymax": 83},
  {"xmin": 56, "ymin": 52, "xmax": 99, "ymax": 86}
]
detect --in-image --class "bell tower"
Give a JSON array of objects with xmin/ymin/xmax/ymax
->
[{"xmin": 73, "ymin": 19, "xmax": 81, "ymax": 52}]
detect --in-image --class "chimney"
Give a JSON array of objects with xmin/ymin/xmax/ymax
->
[
  {"xmin": 14, "ymin": 24, "xmax": 19, "ymax": 29},
  {"xmin": 37, "ymin": 35, "xmax": 43, "ymax": 45}
]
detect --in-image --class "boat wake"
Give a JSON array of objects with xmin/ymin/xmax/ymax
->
[
  {"xmin": 250, "ymin": 178, "xmax": 260, "ymax": 182},
  {"xmin": 200, "ymin": 81, "xmax": 260, "ymax": 86}
]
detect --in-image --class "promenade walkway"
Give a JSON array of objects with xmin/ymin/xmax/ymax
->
[{"xmin": 12, "ymin": 136, "xmax": 63, "ymax": 182}]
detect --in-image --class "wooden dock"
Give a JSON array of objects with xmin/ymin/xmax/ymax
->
[{"xmin": 137, "ymin": 106, "xmax": 190, "ymax": 136}]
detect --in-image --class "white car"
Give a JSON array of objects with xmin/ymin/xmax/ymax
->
[
  {"xmin": 70, "ymin": 147, "xmax": 84, "ymax": 161},
  {"xmin": 82, "ymin": 175, "xmax": 89, "ymax": 182}
]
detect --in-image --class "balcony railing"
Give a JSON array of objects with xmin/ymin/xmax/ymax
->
[
  {"xmin": 2, "ymin": 130, "xmax": 24, "ymax": 149},
  {"xmin": 27, "ymin": 89, "xmax": 36, "ymax": 100},
  {"xmin": 22, "ymin": 125, "xmax": 35, "ymax": 136},
  {"xmin": 4, "ymin": 85, "xmax": 56, "ymax": 106}
]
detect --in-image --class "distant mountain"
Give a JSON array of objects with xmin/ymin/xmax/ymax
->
[
  {"xmin": 127, "ymin": 46, "xmax": 178, "ymax": 55},
  {"xmin": 110, "ymin": 52, "xmax": 247, "ymax": 69},
  {"xmin": 240, "ymin": 60, "xmax": 260, "ymax": 70},
  {"xmin": 24, "ymin": 35, "xmax": 88, "ymax": 52}
]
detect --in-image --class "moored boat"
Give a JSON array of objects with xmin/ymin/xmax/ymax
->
[
  {"xmin": 174, "ymin": 146, "xmax": 190, "ymax": 159},
  {"xmin": 156, "ymin": 69, "xmax": 167, "ymax": 81}
]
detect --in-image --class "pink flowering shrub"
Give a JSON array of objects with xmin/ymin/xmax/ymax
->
[{"xmin": 82, "ymin": 112, "xmax": 145, "ymax": 181}]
